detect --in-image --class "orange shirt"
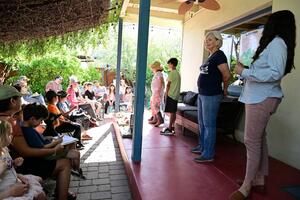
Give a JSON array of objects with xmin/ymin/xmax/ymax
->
[{"xmin": 47, "ymin": 104, "xmax": 65, "ymax": 127}]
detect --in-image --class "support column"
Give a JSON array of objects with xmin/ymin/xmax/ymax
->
[
  {"xmin": 132, "ymin": 0, "xmax": 151, "ymax": 163},
  {"xmin": 115, "ymin": 18, "xmax": 123, "ymax": 112}
]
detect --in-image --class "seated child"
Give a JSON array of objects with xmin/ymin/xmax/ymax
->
[
  {"xmin": 0, "ymin": 120, "xmax": 46, "ymax": 200},
  {"xmin": 122, "ymin": 86, "xmax": 133, "ymax": 112},
  {"xmin": 45, "ymin": 91, "xmax": 85, "ymax": 148},
  {"xmin": 20, "ymin": 104, "xmax": 83, "ymax": 178}
]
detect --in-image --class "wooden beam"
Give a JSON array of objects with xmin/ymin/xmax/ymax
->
[
  {"xmin": 127, "ymin": 7, "xmax": 184, "ymax": 21},
  {"xmin": 120, "ymin": 0, "xmax": 130, "ymax": 18}
]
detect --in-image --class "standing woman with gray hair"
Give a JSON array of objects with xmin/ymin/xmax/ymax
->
[{"xmin": 191, "ymin": 31, "xmax": 231, "ymax": 163}]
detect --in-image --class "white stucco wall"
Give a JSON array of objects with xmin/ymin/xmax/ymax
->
[
  {"xmin": 266, "ymin": 0, "xmax": 300, "ymax": 169},
  {"xmin": 181, "ymin": 0, "xmax": 300, "ymax": 169}
]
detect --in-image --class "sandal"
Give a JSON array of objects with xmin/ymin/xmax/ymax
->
[
  {"xmin": 148, "ymin": 116, "xmax": 154, "ymax": 121},
  {"xmin": 82, "ymin": 134, "xmax": 93, "ymax": 140},
  {"xmin": 71, "ymin": 168, "xmax": 86, "ymax": 179}
]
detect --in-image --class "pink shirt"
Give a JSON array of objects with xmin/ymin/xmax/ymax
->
[
  {"xmin": 45, "ymin": 81, "xmax": 62, "ymax": 92},
  {"xmin": 67, "ymin": 87, "xmax": 79, "ymax": 107}
]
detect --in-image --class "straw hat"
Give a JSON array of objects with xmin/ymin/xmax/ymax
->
[{"xmin": 150, "ymin": 61, "xmax": 163, "ymax": 71}]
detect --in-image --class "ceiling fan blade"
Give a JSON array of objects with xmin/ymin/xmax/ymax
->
[
  {"xmin": 178, "ymin": 1, "xmax": 194, "ymax": 15},
  {"xmin": 199, "ymin": 0, "xmax": 220, "ymax": 10}
]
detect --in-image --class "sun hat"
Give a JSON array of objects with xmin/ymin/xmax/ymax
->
[
  {"xmin": 150, "ymin": 61, "xmax": 163, "ymax": 71},
  {"xmin": 0, "ymin": 85, "xmax": 22, "ymax": 101},
  {"xmin": 69, "ymin": 76, "xmax": 79, "ymax": 83}
]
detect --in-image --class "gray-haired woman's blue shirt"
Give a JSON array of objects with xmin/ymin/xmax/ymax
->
[{"xmin": 239, "ymin": 36, "xmax": 287, "ymax": 104}]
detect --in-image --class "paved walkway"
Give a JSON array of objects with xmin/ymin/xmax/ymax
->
[{"xmin": 69, "ymin": 121, "xmax": 132, "ymax": 200}]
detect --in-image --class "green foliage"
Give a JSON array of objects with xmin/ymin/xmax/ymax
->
[
  {"xmin": 229, "ymin": 56, "xmax": 239, "ymax": 84},
  {"xmin": 240, "ymin": 49, "xmax": 255, "ymax": 67},
  {"xmin": 6, "ymin": 56, "xmax": 101, "ymax": 95},
  {"xmin": 93, "ymin": 26, "xmax": 182, "ymax": 102}
]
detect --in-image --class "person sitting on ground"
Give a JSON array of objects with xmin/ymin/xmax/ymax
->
[
  {"xmin": 105, "ymin": 84, "xmax": 116, "ymax": 114},
  {"xmin": 21, "ymin": 104, "xmax": 84, "ymax": 179},
  {"xmin": 0, "ymin": 85, "xmax": 75, "ymax": 200},
  {"xmin": 15, "ymin": 76, "xmax": 46, "ymax": 106},
  {"xmin": 45, "ymin": 76, "xmax": 63, "ymax": 93},
  {"xmin": 56, "ymin": 90, "xmax": 93, "ymax": 140},
  {"xmin": 45, "ymin": 90, "xmax": 85, "ymax": 148},
  {"xmin": 0, "ymin": 120, "xmax": 46, "ymax": 200}
]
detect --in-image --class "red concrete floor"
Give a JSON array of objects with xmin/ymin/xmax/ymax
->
[{"xmin": 114, "ymin": 116, "xmax": 300, "ymax": 200}]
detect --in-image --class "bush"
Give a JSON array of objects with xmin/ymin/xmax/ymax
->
[{"xmin": 6, "ymin": 56, "xmax": 101, "ymax": 95}]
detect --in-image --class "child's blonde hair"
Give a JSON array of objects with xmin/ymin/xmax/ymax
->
[{"xmin": 0, "ymin": 120, "xmax": 12, "ymax": 148}]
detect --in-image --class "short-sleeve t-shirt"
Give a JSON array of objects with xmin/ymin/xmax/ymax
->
[
  {"xmin": 48, "ymin": 104, "xmax": 64, "ymax": 126},
  {"xmin": 167, "ymin": 70, "xmax": 181, "ymax": 101},
  {"xmin": 197, "ymin": 50, "xmax": 227, "ymax": 96},
  {"xmin": 21, "ymin": 126, "xmax": 51, "ymax": 148},
  {"xmin": 84, "ymin": 90, "xmax": 95, "ymax": 100}
]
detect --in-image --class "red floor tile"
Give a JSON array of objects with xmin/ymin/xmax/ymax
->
[{"xmin": 115, "ymin": 116, "xmax": 300, "ymax": 200}]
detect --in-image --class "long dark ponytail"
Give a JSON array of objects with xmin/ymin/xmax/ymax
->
[{"xmin": 252, "ymin": 10, "xmax": 296, "ymax": 75}]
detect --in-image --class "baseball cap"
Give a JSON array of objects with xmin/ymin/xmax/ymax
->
[
  {"xmin": 0, "ymin": 85, "xmax": 22, "ymax": 101},
  {"xmin": 55, "ymin": 76, "xmax": 63, "ymax": 80},
  {"xmin": 19, "ymin": 75, "xmax": 30, "ymax": 81}
]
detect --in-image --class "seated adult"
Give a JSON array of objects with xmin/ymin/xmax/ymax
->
[
  {"xmin": 16, "ymin": 76, "xmax": 46, "ymax": 106},
  {"xmin": 45, "ymin": 90, "xmax": 84, "ymax": 148},
  {"xmin": 45, "ymin": 76, "xmax": 63, "ymax": 93},
  {"xmin": 0, "ymin": 85, "xmax": 74, "ymax": 200},
  {"xmin": 67, "ymin": 76, "xmax": 97, "ymax": 119},
  {"xmin": 93, "ymin": 81, "xmax": 106, "ymax": 100},
  {"xmin": 84, "ymin": 82, "xmax": 101, "ymax": 117}
]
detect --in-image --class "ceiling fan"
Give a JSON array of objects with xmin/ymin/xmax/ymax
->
[{"xmin": 160, "ymin": 0, "xmax": 220, "ymax": 15}]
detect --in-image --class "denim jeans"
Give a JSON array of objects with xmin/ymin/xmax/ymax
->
[{"xmin": 197, "ymin": 94, "xmax": 222, "ymax": 159}]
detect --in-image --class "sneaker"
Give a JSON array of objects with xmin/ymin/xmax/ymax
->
[
  {"xmin": 194, "ymin": 156, "xmax": 213, "ymax": 163},
  {"xmin": 191, "ymin": 146, "xmax": 202, "ymax": 154},
  {"xmin": 160, "ymin": 128, "xmax": 175, "ymax": 136}
]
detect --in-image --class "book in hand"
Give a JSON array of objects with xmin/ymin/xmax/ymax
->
[{"xmin": 54, "ymin": 135, "xmax": 78, "ymax": 146}]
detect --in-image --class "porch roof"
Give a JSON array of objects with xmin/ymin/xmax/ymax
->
[
  {"xmin": 0, "ymin": 0, "xmax": 110, "ymax": 42},
  {"xmin": 120, "ymin": 0, "xmax": 198, "ymax": 27}
]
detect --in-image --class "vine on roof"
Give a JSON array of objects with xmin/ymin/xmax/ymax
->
[{"xmin": 0, "ymin": 0, "xmax": 122, "ymax": 63}]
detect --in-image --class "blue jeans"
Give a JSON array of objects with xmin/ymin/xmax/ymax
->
[{"xmin": 197, "ymin": 94, "xmax": 222, "ymax": 159}]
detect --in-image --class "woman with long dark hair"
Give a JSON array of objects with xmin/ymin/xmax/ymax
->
[{"xmin": 230, "ymin": 10, "xmax": 296, "ymax": 200}]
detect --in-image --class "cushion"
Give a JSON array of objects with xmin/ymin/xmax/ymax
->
[
  {"xmin": 178, "ymin": 92, "xmax": 187, "ymax": 103},
  {"xmin": 183, "ymin": 91, "xmax": 198, "ymax": 106},
  {"xmin": 183, "ymin": 110, "xmax": 198, "ymax": 123},
  {"xmin": 177, "ymin": 103, "xmax": 198, "ymax": 116}
]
